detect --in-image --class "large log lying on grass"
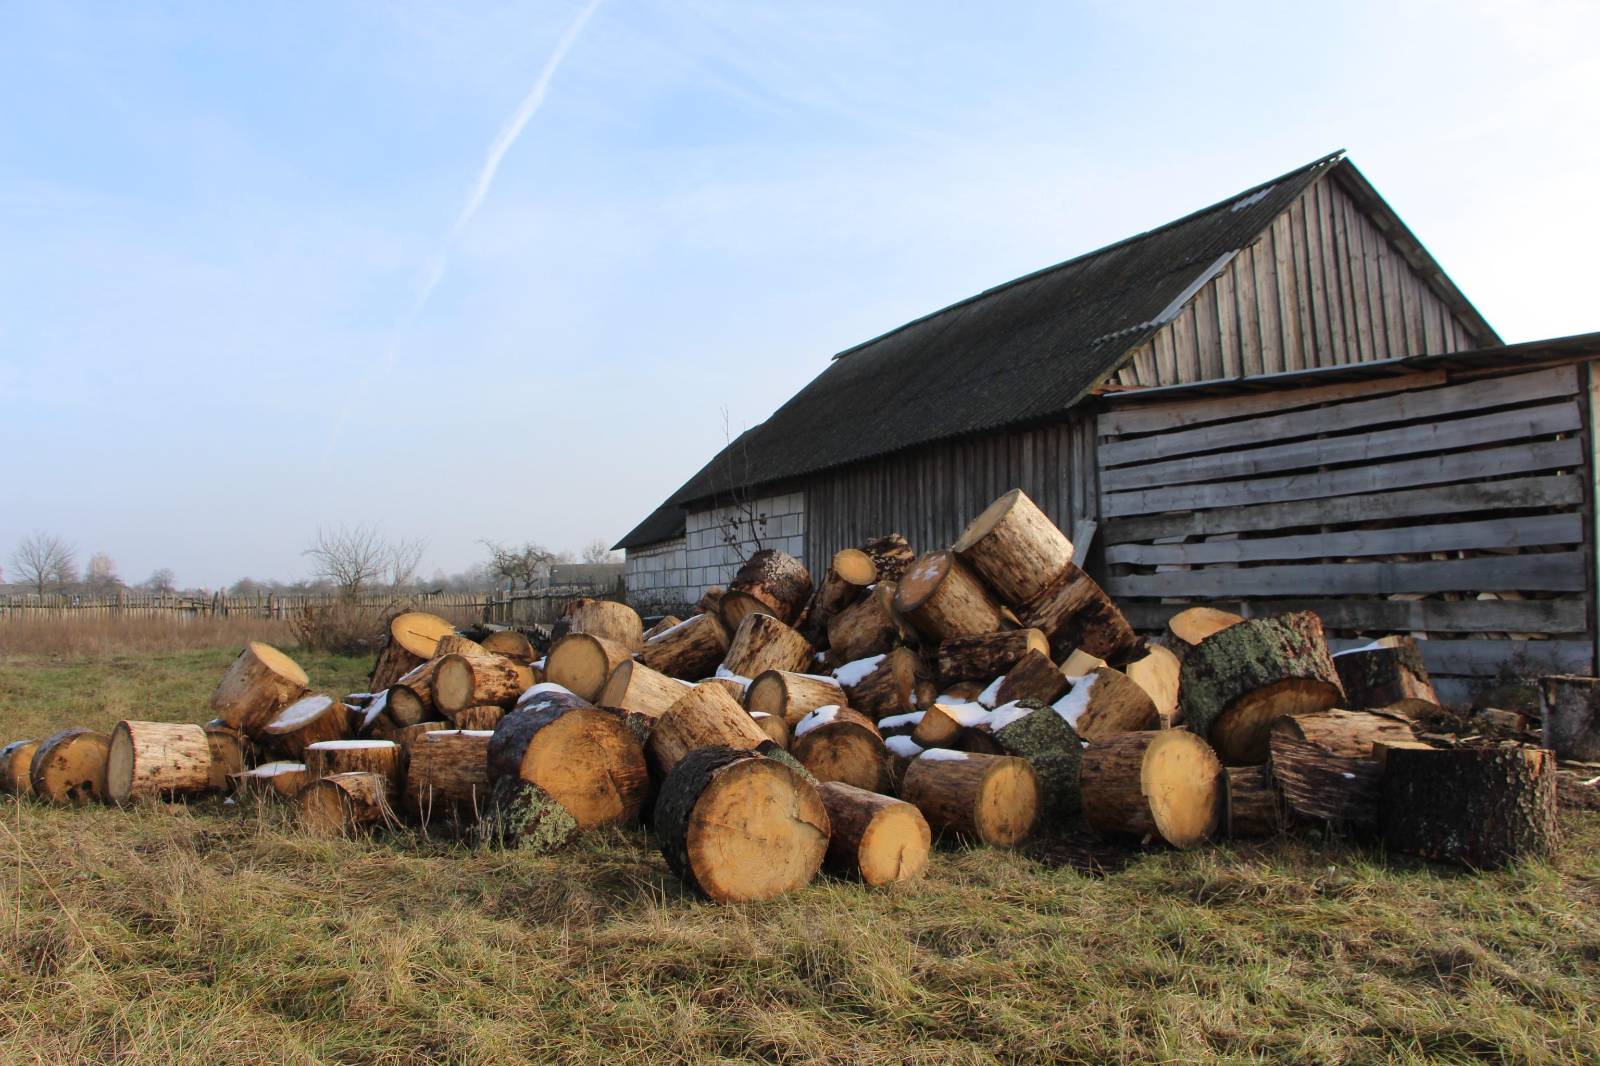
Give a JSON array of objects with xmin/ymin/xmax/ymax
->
[
  {"xmin": 647, "ymin": 684, "xmax": 768, "ymax": 775},
  {"xmin": 433, "ymin": 653, "xmax": 530, "ymax": 716},
  {"xmin": 1381, "ymin": 746, "xmax": 1557, "ymax": 868},
  {"xmin": 722, "ymin": 613, "xmax": 813, "ymax": 678},
  {"xmin": 262, "ymin": 694, "xmax": 350, "ymax": 759},
  {"xmin": 745, "ymin": 670, "xmax": 847, "ymax": 727},
  {"xmin": 1539, "ymin": 674, "xmax": 1600, "ymax": 762},
  {"xmin": 654, "ymin": 746, "xmax": 830, "ymax": 902},
  {"xmin": 0, "ymin": 739, "xmax": 40, "ymax": 796},
  {"xmin": 817, "ymin": 781, "xmax": 930, "ymax": 886},
  {"xmin": 370, "ymin": 611, "xmax": 455, "ymax": 690},
  {"xmin": 1333, "ymin": 636, "xmax": 1439, "ymax": 713},
  {"xmin": 211, "ymin": 641, "xmax": 310, "ymax": 735},
  {"xmin": 299, "ymin": 772, "xmax": 394, "ymax": 836},
  {"xmin": 545, "ymin": 633, "xmax": 633, "ymax": 703},
  {"xmin": 901, "ymin": 750, "xmax": 1039, "ymax": 846},
  {"xmin": 1268, "ymin": 709, "xmax": 1420, "ymax": 825},
  {"xmin": 29, "ymin": 728, "xmax": 111, "ymax": 806},
  {"xmin": 938, "ymin": 629, "xmax": 1050, "ymax": 685},
  {"xmin": 952, "ymin": 488, "xmax": 1075, "ymax": 607},
  {"xmin": 791, "ymin": 705, "xmax": 888, "ymax": 792},
  {"xmin": 1055, "ymin": 667, "xmax": 1159, "ymax": 742},
  {"xmin": 487, "ymin": 702, "xmax": 647, "ymax": 829},
  {"xmin": 1017, "ymin": 564, "xmax": 1136, "ymax": 663},
  {"xmin": 1080, "ymin": 731, "xmax": 1223, "ymax": 849},
  {"xmin": 719, "ymin": 549, "xmax": 814, "ymax": 630},
  {"xmin": 636, "ymin": 613, "xmax": 729, "ymax": 680},
  {"xmin": 567, "ymin": 599, "xmax": 645, "ymax": 652},
  {"xmin": 1178, "ymin": 612, "xmax": 1343, "ymax": 765},
  {"xmin": 105, "ymin": 721, "xmax": 212, "ymax": 804},
  {"xmin": 405, "ymin": 729, "xmax": 494, "ymax": 823},
  {"xmin": 894, "ymin": 551, "xmax": 1005, "ymax": 643}
]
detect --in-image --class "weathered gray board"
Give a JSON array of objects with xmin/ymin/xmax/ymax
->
[{"xmin": 1099, "ymin": 363, "xmax": 1595, "ymax": 704}]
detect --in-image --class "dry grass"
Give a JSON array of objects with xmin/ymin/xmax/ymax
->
[
  {"xmin": 0, "ymin": 616, "xmax": 298, "ymax": 659},
  {"xmin": 1, "ymin": 646, "xmax": 1598, "ymax": 1064}
]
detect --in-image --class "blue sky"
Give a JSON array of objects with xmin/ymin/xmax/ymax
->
[{"xmin": 3, "ymin": 0, "xmax": 1597, "ymax": 589}]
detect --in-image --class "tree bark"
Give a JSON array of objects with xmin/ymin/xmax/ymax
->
[
  {"xmin": 893, "ymin": 551, "xmax": 1005, "ymax": 643},
  {"xmin": 749, "ymin": 711, "xmax": 790, "ymax": 748},
  {"xmin": 826, "ymin": 583, "xmax": 904, "ymax": 663},
  {"xmin": 1333, "ymin": 636, "xmax": 1439, "ymax": 713},
  {"xmin": 1015, "ymin": 564, "xmax": 1136, "ymax": 663},
  {"xmin": 211, "ymin": 641, "xmax": 309, "ymax": 735},
  {"xmin": 434, "ymin": 653, "xmax": 531, "ymax": 715},
  {"xmin": 641, "ymin": 615, "xmax": 683, "ymax": 641},
  {"xmin": 1381, "ymin": 746, "xmax": 1557, "ymax": 868},
  {"xmin": 1059, "ymin": 667, "xmax": 1160, "ymax": 742},
  {"xmin": 29, "ymin": 728, "xmax": 111, "ymax": 806},
  {"xmin": 1268, "ymin": 709, "xmax": 1419, "ymax": 825},
  {"xmin": 1178, "ymin": 611, "xmax": 1343, "ymax": 765},
  {"xmin": 299, "ymin": 772, "xmax": 394, "ymax": 836},
  {"xmin": 104, "ymin": 721, "xmax": 211, "ymax": 804},
  {"xmin": 545, "ymin": 633, "xmax": 634, "ymax": 702},
  {"xmin": 1539, "ymin": 674, "xmax": 1600, "ymax": 762},
  {"xmin": 1080, "ymin": 730, "xmax": 1223, "ymax": 849},
  {"xmin": 599, "ymin": 659, "xmax": 690, "ymax": 719},
  {"xmin": 901, "ymin": 751, "xmax": 1039, "ymax": 846},
  {"xmin": 304, "ymin": 739, "xmax": 403, "ymax": 795},
  {"xmin": 791, "ymin": 706, "xmax": 888, "ymax": 792},
  {"xmin": 567, "ymin": 598, "xmax": 645, "ymax": 652},
  {"xmin": 452, "ymin": 705, "xmax": 506, "ymax": 731},
  {"xmin": 479, "ymin": 629, "xmax": 536, "ymax": 663},
  {"xmin": 952, "ymin": 488, "xmax": 1076, "ymax": 607},
  {"xmin": 995, "ymin": 649, "xmax": 1069, "ymax": 706},
  {"xmin": 720, "ymin": 549, "xmax": 814, "ymax": 630},
  {"xmin": 838, "ymin": 646, "xmax": 921, "ymax": 720},
  {"xmin": 745, "ymin": 670, "xmax": 847, "ymax": 727},
  {"xmin": 404, "ymin": 729, "xmax": 494, "ymax": 824},
  {"xmin": 938, "ymin": 629, "xmax": 1051, "ymax": 685},
  {"xmin": 486, "ymin": 703, "xmax": 648, "ymax": 830},
  {"xmin": 722, "ymin": 612, "xmax": 813, "ymax": 678},
  {"xmin": 475, "ymin": 777, "xmax": 580, "ymax": 851},
  {"xmin": 636, "ymin": 613, "xmax": 730, "ymax": 681},
  {"xmin": 1060, "ymin": 649, "xmax": 1108, "ymax": 680},
  {"xmin": 817, "ymin": 781, "xmax": 930, "ymax": 885},
  {"xmin": 233, "ymin": 760, "xmax": 308, "ymax": 799},
  {"xmin": 653, "ymin": 746, "xmax": 830, "ymax": 902},
  {"xmin": 985, "ymin": 700, "xmax": 1083, "ymax": 820},
  {"xmin": 647, "ymin": 683, "xmax": 770, "ymax": 775},
  {"xmin": 261, "ymin": 694, "xmax": 351, "ymax": 759},
  {"xmin": 433, "ymin": 633, "xmax": 487, "ymax": 659},
  {"xmin": 1224, "ymin": 765, "xmax": 1286, "ymax": 838},
  {"xmin": 860, "ymin": 534, "xmax": 916, "ymax": 584},
  {"xmin": 0, "ymin": 739, "xmax": 40, "ymax": 797}
]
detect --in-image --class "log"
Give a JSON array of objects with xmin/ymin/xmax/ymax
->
[
  {"xmin": 545, "ymin": 633, "xmax": 634, "ymax": 702},
  {"xmin": 695, "ymin": 586, "xmax": 725, "ymax": 616},
  {"xmin": 29, "ymin": 728, "xmax": 110, "ymax": 806},
  {"xmin": 1539, "ymin": 675, "xmax": 1600, "ymax": 762},
  {"xmin": 861, "ymin": 534, "xmax": 915, "ymax": 583},
  {"xmin": 232, "ymin": 760, "xmax": 308, "ymax": 799},
  {"xmin": 653, "ymin": 746, "xmax": 830, "ymax": 902},
  {"xmin": 370, "ymin": 611, "xmax": 454, "ymax": 689},
  {"xmin": 476, "ymin": 777, "xmax": 580, "ymax": 851},
  {"xmin": 1060, "ymin": 649, "xmax": 1107, "ymax": 680},
  {"xmin": 0, "ymin": 739, "xmax": 40, "ymax": 796},
  {"xmin": 984, "ymin": 699, "xmax": 1083, "ymax": 820},
  {"xmin": 1224, "ymin": 765, "xmax": 1286, "ymax": 837},
  {"xmin": 372, "ymin": 720, "xmax": 450, "ymax": 750},
  {"xmin": 722, "ymin": 613, "xmax": 813, "ymax": 678},
  {"xmin": 599, "ymin": 660, "xmax": 691, "ymax": 720},
  {"xmin": 1080, "ymin": 731, "xmax": 1223, "ymax": 849},
  {"xmin": 298, "ymin": 772, "xmax": 394, "ymax": 836},
  {"xmin": 433, "ymin": 633, "xmax": 488, "ymax": 659},
  {"xmin": 404, "ymin": 729, "xmax": 494, "ymax": 823},
  {"xmin": 452, "ymin": 704, "xmax": 507, "ymax": 731},
  {"xmin": 486, "ymin": 703, "xmax": 648, "ymax": 830},
  {"xmin": 636, "ymin": 613, "xmax": 730, "ymax": 681},
  {"xmin": 697, "ymin": 677, "xmax": 748, "ymax": 702},
  {"xmin": 1124, "ymin": 644, "xmax": 1183, "ymax": 727},
  {"xmin": 647, "ymin": 684, "xmax": 769, "ymax": 775},
  {"xmin": 749, "ymin": 711, "xmax": 790, "ymax": 748},
  {"xmin": 995, "ymin": 649, "xmax": 1069, "ymax": 706},
  {"xmin": 952, "ymin": 488, "xmax": 1075, "ymax": 607},
  {"xmin": 262, "ymin": 694, "xmax": 351, "ymax": 759},
  {"xmin": 1381, "ymin": 746, "xmax": 1557, "ymax": 868},
  {"xmin": 568, "ymin": 598, "xmax": 645, "ymax": 652},
  {"xmin": 802, "ymin": 550, "xmax": 874, "ymax": 642},
  {"xmin": 1166, "ymin": 607, "xmax": 1244, "ymax": 651},
  {"xmin": 719, "ymin": 549, "xmax": 814, "ymax": 630},
  {"xmin": 791, "ymin": 706, "xmax": 888, "ymax": 792},
  {"xmin": 1178, "ymin": 612, "xmax": 1344, "ymax": 765},
  {"xmin": 305, "ymin": 739, "xmax": 402, "ymax": 787},
  {"xmin": 1333, "ymin": 636, "xmax": 1440, "ymax": 713},
  {"xmin": 480, "ymin": 629, "xmax": 537, "ymax": 663},
  {"xmin": 893, "ymin": 551, "xmax": 1005, "ymax": 642},
  {"xmin": 1016, "ymin": 564, "xmax": 1136, "ymax": 663},
  {"xmin": 386, "ymin": 657, "xmax": 447, "ymax": 727},
  {"xmin": 105, "ymin": 721, "xmax": 211, "ymax": 804},
  {"xmin": 1056, "ymin": 667, "xmax": 1160, "ymax": 742},
  {"xmin": 884, "ymin": 735, "xmax": 923, "ymax": 791},
  {"xmin": 1268, "ymin": 709, "xmax": 1419, "ymax": 825},
  {"xmin": 816, "ymin": 781, "xmax": 931, "ymax": 885},
  {"xmin": 901, "ymin": 750, "xmax": 1039, "ymax": 846},
  {"xmin": 745, "ymin": 670, "xmax": 848, "ymax": 728},
  {"xmin": 434, "ymin": 653, "xmax": 531, "ymax": 715},
  {"xmin": 642, "ymin": 615, "xmax": 683, "ymax": 641},
  {"xmin": 938, "ymin": 629, "xmax": 1051, "ymax": 685},
  {"xmin": 910, "ymin": 701, "xmax": 990, "ymax": 748},
  {"xmin": 836, "ymin": 646, "xmax": 920, "ymax": 720},
  {"xmin": 210, "ymin": 641, "xmax": 310, "ymax": 735},
  {"xmin": 826, "ymin": 583, "xmax": 904, "ymax": 663}
]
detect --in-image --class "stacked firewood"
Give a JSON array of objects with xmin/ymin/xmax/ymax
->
[{"xmin": 0, "ymin": 488, "xmax": 1570, "ymax": 898}]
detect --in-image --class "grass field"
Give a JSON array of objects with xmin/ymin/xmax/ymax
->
[{"xmin": 2, "ymin": 640, "xmax": 1598, "ymax": 1065}]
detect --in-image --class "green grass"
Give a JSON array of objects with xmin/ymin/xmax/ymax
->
[{"xmin": 1, "ymin": 646, "xmax": 1598, "ymax": 1064}]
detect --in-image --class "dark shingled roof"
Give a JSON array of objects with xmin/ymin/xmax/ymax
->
[{"xmin": 617, "ymin": 152, "xmax": 1347, "ymax": 550}]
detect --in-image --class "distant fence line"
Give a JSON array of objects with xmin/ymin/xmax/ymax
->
[{"xmin": 0, "ymin": 585, "xmax": 622, "ymax": 628}]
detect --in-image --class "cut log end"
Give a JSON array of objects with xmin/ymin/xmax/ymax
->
[
  {"xmin": 1212, "ymin": 677, "xmax": 1342, "ymax": 765},
  {"xmin": 902, "ymin": 751, "xmax": 1039, "ymax": 847},
  {"xmin": 817, "ymin": 781, "xmax": 930, "ymax": 886}
]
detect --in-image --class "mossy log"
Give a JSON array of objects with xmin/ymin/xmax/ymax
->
[{"xmin": 1380, "ymin": 746, "xmax": 1557, "ymax": 868}]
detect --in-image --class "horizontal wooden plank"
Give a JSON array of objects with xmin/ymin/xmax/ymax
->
[
  {"xmin": 1327, "ymin": 637, "xmax": 1593, "ymax": 678},
  {"xmin": 1098, "ymin": 369, "xmax": 1447, "ymax": 438},
  {"xmin": 1099, "ymin": 365, "xmax": 1577, "ymax": 467},
  {"xmin": 1104, "ymin": 551, "xmax": 1587, "ymax": 599},
  {"xmin": 1101, "ymin": 400, "xmax": 1581, "ymax": 492},
  {"xmin": 1102, "ymin": 475, "xmax": 1586, "ymax": 543},
  {"xmin": 1121, "ymin": 596, "xmax": 1591, "ymax": 635},
  {"xmin": 1105, "ymin": 512, "xmax": 1585, "ymax": 566},
  {"xmin": 1100, "ymin": 437, "xmax": 1586, "ymax": 517}
]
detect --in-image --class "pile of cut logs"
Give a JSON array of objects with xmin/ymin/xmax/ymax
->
[{"xmin": 1, "ymin": 488, "xmax": 1582, "ymax": 901}]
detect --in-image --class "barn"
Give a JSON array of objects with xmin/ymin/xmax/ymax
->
[{"xmin": 616, "ymin": 151, "xmax": 1600, "ymax": 704}]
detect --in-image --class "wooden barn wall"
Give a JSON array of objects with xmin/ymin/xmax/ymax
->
[
  {"xmin": 802, "ymin": 415, "xmax": 1099, "ymax": 580},
  {"xmin": 1097, "ymin": 363, "xmax": 1596, "ymax": 706},
  {"xmin": 1113, "ymin": 176, "xmax": 1480, "ymax": 388}
]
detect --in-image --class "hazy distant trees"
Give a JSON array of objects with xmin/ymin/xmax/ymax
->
[
  {"xmin": 10, "ymin": 532, "xmax": 77, "ymax": 598},
  {"xmin": 144, "ymin": 568, "xmax": 178, "ymax": 593},
  {"xmin": 304, "ymin": 526, "xmax": 429, "ymax": 599},
  {"xmin": 582, "ymin": 539, "xmax": 620, "ymax": 564},
  {"xmin": 83, "ymin": 552, "xmax": 123, "ymax": 593},
  {"xmin": 481, "ymin": 540, "xmax": 556, "ymax": 592}
]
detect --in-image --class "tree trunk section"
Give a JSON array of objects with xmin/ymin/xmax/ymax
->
[
  {"xmin": 475, "ymin": 777, "xmax": 580, "ymax": 851},
  {"xmin": 434, "ymin": 653, "xmax": 531, "ymax": 715},
  {"xmin": 838, "ymin": 646, "xmax": 920, "ymax": 720},
  {"xmin": 233, "ymin": 760, "xmax": 308, "ymax": 798},
  {"xmin": 262, "ymin": 694, "xmax": 351, "ymax": 759},
  {"xmin": 952, "ymin": 488, "xmax": 1076, "ymax": 607},
  {"xmin": 636, "ymin": 613, "xmax": 730, "ymax": 681},
  {"xmin": 938, "ymin": 629, "xmax": 1051, "ymax": 685},
  {"xmin": 105, "ymin": 721, "xmax": 211, "ymax": 804},
  {"xmin": 996, "ymin": 649, "xmax": 1069, "ymax": 706},
  {"xmin": 0, "ymin": 739, "xmax": 40, "ymax": 797},
  {"xmin": 985, "ymin": 700, "xmax": 1083, "ymax": 820},
  {"xmin": 370, "ymin": 611, "xmax": 454, "ymax": 689},
  {"xmin": 1080, "ymin": 731, "xmax": 1223, "ymax": 849},
  {"xmin": 1178, "ymin": 611, "xmax": 1343, "ymax": 765},
  {"xmin": 817, "ymin": 781, "xmax": 930, "ymax": 885},
  {"xmin": 486, "ymin": 703, "xmax": 648, "ymax": 830},
  {"xmin": 29, "ymin": 728, "xmax": 111, "ymax": 806},
  {"xmin": 1333, "ymin": 636, "xmax": 1439, "ymax": 713},
  {"xmin": 653, "ymin": 746, "xmax": 830, "ymax": 902},
  {"xmin": 746, "ymin": 670, "xmax": 847, "ymax": 727},
  {"xmin": 1381, "ymin": 746, "xmax": 1557, "ymax": 868},
  {"xmin": 299, "ymin": 772, "xmax": 394, "ymax": 836},
  {"xmin": 1539, "ymin": 674, "xmax": 1600, "ymax": 762},
  {"xmin": 1224, "ymin": 765, "xmax": 1285, "ymax": 837},
  {"xmin": 720, "ymin": 549, "xmax": 814, "ymax": 630},
  {"xmin": 1016, "ymin": 564, "xmax": 1136, "ymax": 663},
  {"xmin": 791, "ymin": 706, "xmax": 888, "ymax": 792},
  {"xmin": 453, "ymin": 705, "xmax": 507, "ymax": 731},
  {"xmin": 1165, "ymin": 607, "xmax": 1244, "ymax": 652},
  {"xmin": 647, "ymin": 684, "xmax": 769, "ymax": 775},
  {"xmin": 480, "ymin": 629, "xmax": 536, "ymax": 663},
  {"xmin": 599, "ymin": 660, "xmax": 690, "ymax": 720},
  {"xmin": 802, "ymin": 553, "xmax": 873, "ymax": 643},
  {"xmin": 1268, "ymin": 709, "xmax": 1419, "ymax": 825},
  {"xmin": 567, "ymin": 599, "xmax": 645, "ymax": 652},
  {"xmin": 369, "ymin": 639, "xmax": 424, "ymax": 693},
  {"xmin": 749, "ymin": 711, "xmax": 790, "ymax": 748},
  {"xmin": 545, "ymin": 633, "xmax": 634, "ymax": 702},
  {"xmin": 861, "ymin": 534, "xmax": 916, "ymax": 584},
  {"xmin": 433, "ymin": 633, "xmax": 487, "ymax": 659},
  {"xmin": 722, "ymin": 613, "xmax": 813, "ymax": 678},
  {"xmin": 1124, "ymin": 644, "xmax": 1182, "ymax": 727},
  {"xmin": 305, "ymin": 739, "xmax": 403, "ymax": 802},
  {"xmin": 1060, "ymin": 649, "xmax": 1108, "ymax": 680},
  {"xmin": 826, "ymin": 583, "xmax": 904, "ymax": 663},
  {"xmin": 404, "ymin": 729, "xmax": 494, "ymax": 824},
  {"xmin": 901, "ymin": 751, "xmax": 1038, "ymax": 846},
  {"xmin": 1058, "ymin": 667, "xmax": 1160, "ymax": 742},
  {"xmin": 893, "ymin": 551, "xmax": 1005, "ymax": 643},
  {"xmin": 211, "ymin": 641, "xmax": 309, "ymax": 736},
  {"xmin": 642, "ymin": 615, "xmax": 683, "ymax": 642}
]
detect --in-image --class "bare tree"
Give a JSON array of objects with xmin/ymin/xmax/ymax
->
[
  {"xmin": 83, "ymin": 552, "xmax": 122, "ymax": 593},
  {"xmin": 144, "ymin": 568, "xmax": 178, "ymax": 593},
  {"xmin": 581, "ymin": 539, "xmax": 619, "ymax": 564},
  {"xmin": 481, "ymin": 539, "xmax": 556, "ymax": 592},
  {"xmin": 712, "ymin": 407, "xmax": 768, "ymax": 562},
  {"xmin": 304, "ymin": 525, "xmax": 389, "ymax": 598},
  {"xmin": 10, "ymin": 532, "xmax": 77, "ymax": 598},
  {"xmin": 387, "ymin": 537, "xmax": 427, "ymax": 591}
]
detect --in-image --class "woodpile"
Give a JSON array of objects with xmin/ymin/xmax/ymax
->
[{"xmin": 8, "ymin": 486, "xmax": 1580, "ymax": 899}]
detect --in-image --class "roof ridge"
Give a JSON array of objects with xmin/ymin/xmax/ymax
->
[{"xmin": 830, "ymin": 149, "xmax": 1345, "ymax": 363}]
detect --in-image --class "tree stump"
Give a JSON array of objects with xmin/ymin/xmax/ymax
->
[
  {"xmin": 262, "ymin": 694, "xmax": 351, "ymax": 759},
  {"xmin": 901, "ymin": 750, "xmax": 1039, "ymax": 846},
  {"xmin": 893, "ymin": 551, "xmax": 1005, "ymax": 643},
  {"xmin": 299, "ymin": 772, "xmax": 394, "ymax": 836},
  {"xmin": 791, "ymin": 706, "xmax": 888, "ymax": 792},
  {"xmin": 404, "ymin": 729, "xmax": 494, "ymax": 824},
  {"xmin": 1080, "ymin": 731, "xmax": 1222, "ymax": 849},
  {"xmin": 1016, "ymin": 564, "xmax": 1136, "ymax": 663},
  {"xmin": 816, "ymin": 781, "xmax": 930, "ymax": 885},
  {"xmin": 938, "ymin": 629, "xmax": 1051, "ymax": 685},
  {"xmin": 1381, "ymin": 746, "xmax": 1557, "ymax": 868},
  {"xmin": 654, "ymin": 746, "xmax": 830, "ymax": 902},
  {"xmin": 211, "ymin": 642, "xmax": 309, "ymax": 735},
  {"xmin": 29, "ymin": 729, "xmax": 111, "ymax": 806},
  {"xmin": 486, "ymin": 703, "xmax": 648, "ymax": 830},
  {"xmin": 0, "ymin": 739, "xmax": 41, "ymax": 796},
  {"xmin": 745, "ymin": 670, "xmax": 847, "ymax": 727},
  {"xmin": 1268, "ymin": 709, "xmax": 1420, "ymax": 825},
  {"xmin": 545, "ymin": 633, "xmax": 634, "ymax": 702},
  {"xmin": 722, "ymin": 613, "xmax": 813, "ymax": 679},
  {"xmin": 105, "ymin": 721, "xmax": 211, "ymax": 804},
  {"xmin": 636, "ymin": 613, "xmax": 730, "ymax": 681},
  {"xmin": 1333, "ymin": 636, "xmax": 1439, "ymax": 713},
  {"xmin": 952, "ymin": 488, "xmax": 1076, "ymax": 607},
  {"xmin": 647, "ymin": 683, "xmax": 770, "ymax": 775},
  {"xmin": 1538, "ymin": 675, "xmax": 1600, "ymax": 762},
  {"xmin": 720, "ymin": 549, "xmax": 814, "ymax": 630}
]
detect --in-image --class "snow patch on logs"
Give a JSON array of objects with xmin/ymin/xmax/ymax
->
[
  {"xmin": 794, "ymin": 705, "xmax": 841, "ymax": 738},
  {"xmin": 1051, "ymin": 673, "xmax": 1098, "ymax": 728},
  {"xmin": 885, "ymin": 735, "xmax": 924, "ymax": 758},
  {"xmin": 832, "ymin": 654, "xmax": 886, "ymax": 687}
]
